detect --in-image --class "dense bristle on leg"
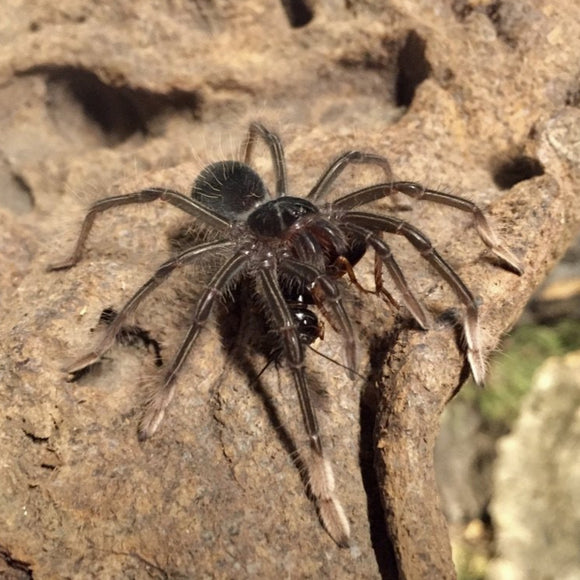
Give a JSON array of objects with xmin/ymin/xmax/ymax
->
[
  {"xmin": 464, "ymin": 305, "xmax": 485, "ymax": 386},
  {"xmin": 138, "ymin": 386, "xmax": 175, "ymax": 440},
  {"xmin": 308, "ymin": 448, "xmax": 351, "ymax": 547}
]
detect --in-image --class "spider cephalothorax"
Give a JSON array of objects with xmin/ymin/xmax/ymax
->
[{"xmin": 50, "ymin": 122, "xmax": 522, "ymax": 546}]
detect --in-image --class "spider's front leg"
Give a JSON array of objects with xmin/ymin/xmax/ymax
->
[
  {"xmin": 258, "ymin": 267, "xmax": 351, "ymax": 547},
  {"xmin": 335, "ymin": 182, "xmax": 523, "ymax": 274},
  {"xmin": 343, "ymin": 225, "xmax": 430, "ymax": 330},
  {"xmin": 345, "ymin": 212, "xmax": 486, "ymax": 385}
]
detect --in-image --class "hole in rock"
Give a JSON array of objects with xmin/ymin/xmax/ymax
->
[
  {"xmin": 280, "ymin": 0, "xmax": 314, "ymax": 28},
  {"xmin": 395, "ymin": 30, "xmax": 432, "ymax": 107},
  {"xmin": 43, "ymin": 67, "xmax": 201, "ymax": 146},
  {"xmin": 492, "ymin": 155, "xmax": 544, "ymax": 189}
]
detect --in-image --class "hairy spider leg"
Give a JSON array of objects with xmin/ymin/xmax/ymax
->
[
  {"xmin": 281, "ymin": 259, "xmax": 358, "ymax": 379},
  {"xmin": 335, "ymin": 182, "xmax": 523, "ymax": 274},
  {"xmin": 139, "ymin": 250, "xmax": 250, "ymax": 439},
  {"xmin": 307, "ymin": 150, "xmax": 393, "ymax": 202},
  {"xmin": 343, "ymin": 224, "xmax": 430, "ymax": 330},
  {"xmin": 48, "ymin": 187, "xmax": 231, "ymax": 271},
  {"xmin": 258, "ymin": 267, "xmax": 351, "ymax": 547},
  {"xmin": 64, "ymin": 241, "xmax": 235, "ymax": 375},
  {"xmin": 344, "ymin": 212, "xmax": 485, "ymax": 385},
  {"xmin": 242, "ymin": 122, "xmax": 288, "ymax": 197}
]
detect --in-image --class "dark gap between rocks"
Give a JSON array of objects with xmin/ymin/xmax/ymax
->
[
  {"xmin": 23, "ymin": 66, "xmax": 202, "ymax": 147},
  {"xmin": 492, "ymin": 155, "xmax": 545, "ymax": 190},
  {"xmin": 280, "ymin": 0, "xmax": 314, "ymax": 28},
  {"xmin": 395, "ymin": 30, "xmax": 432, "ymax": 107}
]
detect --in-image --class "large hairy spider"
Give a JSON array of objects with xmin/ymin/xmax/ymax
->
[{"xmin": 50, "ymin": 123, "xmax": 522, "ymax": 546}]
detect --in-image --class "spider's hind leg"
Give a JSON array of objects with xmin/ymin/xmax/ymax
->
[{"xmin": 138, "ymin": 249, "xmax": 249, "ymax": 439}]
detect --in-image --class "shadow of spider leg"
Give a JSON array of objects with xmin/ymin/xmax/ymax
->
[
  {"xmin": 62, "ymin": 241, "xmax": 235, "ymax": 376},
  {"xmin": 98, "ymin": 307, "xmax": 163, "ymax": 367}
]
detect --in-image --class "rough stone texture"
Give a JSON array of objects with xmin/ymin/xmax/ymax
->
[
  {"xmin": 0, "ymin": 0, "xmax": 579, "ymax": 578},
  {"xmin": 489, "ymin": 351, "xmax": 580, "ymax": 580}
]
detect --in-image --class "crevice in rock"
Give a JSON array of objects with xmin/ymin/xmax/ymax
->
[
  {"xmin": 565, "ymin": 83, "xmax": 580, "ymax": 107},
  {"xmin": 483, "ymin": 0, "xmax": 518, "ymax": 47},
  {"xmin": 21, "ymin": 66, "xmax": 202, "ymax": 147},
  {"xmin": 22, "ymin": 430, "xmax": 49, "ymax": 444},
  {"xmin": 451, "ymin": 0, "xmax": 474, "ymax": 20},
  {"xmin": 492, "ymin": 155, "xmax": 545, "ymax": 190},
  {"xmin": 279, "ymin": 0, "xmax": 314, "ymax": 28},
  {"xmin": 359, "ymin": 397, "xmax": 397, "ymax": 579},
  {"xmin": 0, "ymin": 157, "xmax": 34, "ymax": 213},
  {"xmin": 361, "ymin": 331, "xmax": 400, "ymax": 579},
  {"xmin": 395, "ymin": 31, "xmax": 432, "ymax": 107},
  {"xmin": 0, "ymin": 545, "xmax": 34, "ymax": 580},
  {"xmin": 40, "ymin": 463, "xmax": 57, "ymax": 470}
]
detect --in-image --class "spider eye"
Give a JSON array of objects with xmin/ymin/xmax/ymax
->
[{"xmin": 191, "ymin": 160, "xmax": 269, "ymax": 218}]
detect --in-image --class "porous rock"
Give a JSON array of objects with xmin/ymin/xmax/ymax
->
[
  {"xmin": 0, "ymin": 1, "xmax": 579, "ymax": 577},
  {"xmin": 489, "ymin": 351, "xmax": 580, "ymax": 580}
]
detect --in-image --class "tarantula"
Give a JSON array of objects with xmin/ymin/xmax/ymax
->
[{"xmin": 50, "ymin": 122, "xmax": 522, "ymax": 546}]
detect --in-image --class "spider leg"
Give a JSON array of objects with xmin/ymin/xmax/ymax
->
[
  {"xmin": 334, "ymin": 182, "xmax": 523, "ymax": 274},
  {"xmin": 344, "ymin": 224, "xmax": 430, "ymax": 329},
  {"xmin": 280, "ymin": 259, "xmax": 358, "ymax": 379},
  {"xmin": 307, "ymin": 151, "xmax": 393, "ymax": 202},
  {"xmin": 241, "ymin": 122, "xmax": 288, "ymax": 197},
  {"xmin": 344, "ymin": 212, "xmax": 485, "ymax": 385},
  {"xmin": 48, "ymin": 187, "xmax": 231, "ymax": 271},
  {"xmin": 259, "ymin": 267, "xmax": 350, "ymax": 547},
  {"xmin": 65, "ymin": 241, "xmax": 235, "ymax": 374},
  {"xmin": 139, "ymin": 250, "xmax": 250, "ymax": 439}
]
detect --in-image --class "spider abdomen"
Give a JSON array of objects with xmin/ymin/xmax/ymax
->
[{"xmin": 191, "ymin": 160, "xmax": 268, "ymax": 218}]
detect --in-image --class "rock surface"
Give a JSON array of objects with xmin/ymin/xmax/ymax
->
[
  {"xmin": 489, "ymin": 351, "xmax": 580, "ymax": 580},
  {"xmin": 1, "ymin": 0, "xmax": 579, "ymax": 578}
]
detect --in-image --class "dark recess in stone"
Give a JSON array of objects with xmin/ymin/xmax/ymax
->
[
  {"xmin": 395, "ymin": 30, "xmax": 432, "ymax": 107},
  {"xmin": 0, "ymin": 546, "xmax": 33, "ymax": 580},
  {"xmin": 492, "ymin": 155, "xmax": 545, "ymax": 189},
  {"xmin": 565, "ymin": 85, "xmax": 580, "ymax": 107},
  {"xmin": 0, "ymin": 161, "xmax": 34, "ymax": 213},
  {"xmin": 40, "ymin": 67, "xmax": 201, "ymax": 146},
  {"xmin": 280, "ymin": 0, "xmax": 314, "ymax": 28}
]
